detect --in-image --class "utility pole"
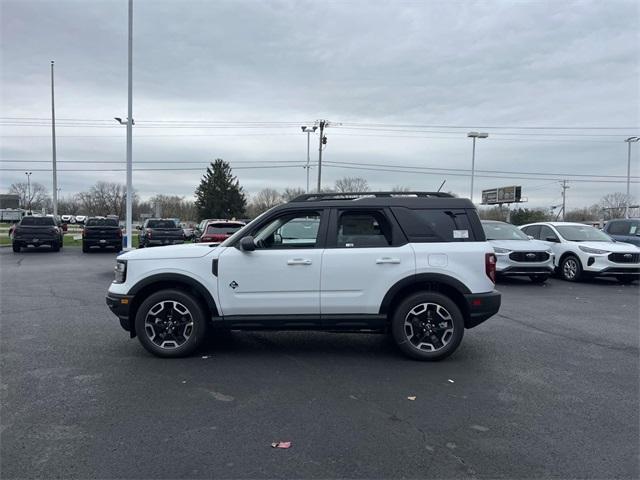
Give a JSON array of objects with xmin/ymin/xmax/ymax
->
[
  {"xmin": 25, "ymin": 172, "xmax": 32, "ymax": 214},
  {"xmin": 125, "ymin": 0, "xmax": 134, "ymax": 249},
  {"xmin": 51, "ymin": 60, "xmax": 58, "ymax": 216},
  {"xmin": 316, "ymin": 120, "xmax": 326, "ymax": 193},
  {"xmin": 560, "ymin": 180, "xmax": 569, "ymax": 221},
  {"xmin": 624, "ymin": 137, "xmax": 640, "ymax": 218},
  {"xmin": 467, "ymin": 132, "xmax": 488, "ymax": 202},
  {"xmin": 301, "ymin": 125, "xmax": 317, "ymax": 193}
]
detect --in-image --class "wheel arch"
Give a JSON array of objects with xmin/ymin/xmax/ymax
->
[
  {"xmin": 128, "ymin": 273, "xmax": 219, "ymax": 337},
  {"xmin": 379, "ymin": 274, "xmax": 471, "ymax": 325}
]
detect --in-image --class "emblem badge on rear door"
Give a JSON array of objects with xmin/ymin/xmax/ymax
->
[{"xmin": 229, "ymin": 281, "xmax": 239, "ymax": 289}]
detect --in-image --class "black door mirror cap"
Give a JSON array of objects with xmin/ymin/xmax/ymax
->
[
  {"xmin": 545, "ymin": 236, "xmax": 559, "ymax": 243},
  {"xmin": 240, "ymin": 236, "xmax": 256, "ymax": 252}
]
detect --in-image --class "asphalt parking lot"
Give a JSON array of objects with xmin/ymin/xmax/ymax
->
[{"xmin": 1, "ymin": 247, "xmax": 638, "ymax": 479}]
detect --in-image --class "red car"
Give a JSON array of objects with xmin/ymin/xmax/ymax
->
[{"xmin": 198, "ymin": 220, "xmax": 245, "ymax": 244}]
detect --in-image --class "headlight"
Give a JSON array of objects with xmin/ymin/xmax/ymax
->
[
  {"xmin": 578, "ymin": 246, "xmax": 609, "ymax": 255},
  {"xmin": 114, "ymin": 260, "xmax": 127, "ymax": 283},
  {"xmin": 493, "ymin": 247, "xmax": 511, "ymax": 254}
]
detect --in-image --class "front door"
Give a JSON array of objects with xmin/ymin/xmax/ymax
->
[{"xmin": 217, "ymin": 210, "xmax": 325, "ymax": 317}]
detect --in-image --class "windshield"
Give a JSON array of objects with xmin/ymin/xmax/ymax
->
[
  {"xmin": 146, "ymin": 220, "xmax": 177, "ymax": 229},
  {"xmin": 556, "ymin": 225, "xmax": 612, "ymax": 242},
  {"xmin": 482, "ymin": 222, "xmax": 529, "ymax": 240},
  {"xmin": 607, "ymin": 220, "xmax": 640, "ymax": 236},
  {"xmin": 86, "ymin": 218, "xmax": 118, "ymax": 227},
  {"xmin": 21, "ymin": 216, "xmax": 55, "ymax": 226},
  {"xmin": 206, "ymin": 223, "xmax": 243, "ymax": 235}
]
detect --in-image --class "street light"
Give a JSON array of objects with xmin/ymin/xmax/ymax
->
[
  {"xmin": 301, "ymin": 125, "xmax": 318, "ymax": 193},
  {"xmin": 624, "ymin": 136, "xmax": 639, "ymax": 218},
  {"xmin": 25, "ymin": 172, "xmax": 32, "ymax": 214},
  {"xmin": 467, "ymin": 132, "xmax": 489, "ymax": 203}
]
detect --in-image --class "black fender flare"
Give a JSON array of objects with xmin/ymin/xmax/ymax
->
[
  {"xmin": 128, "ymin": 273, "xmax": 218, "ymax": 316},
  {"xmin": 379, "ymin": 273, "xmax": 471, "ymax": 315}
]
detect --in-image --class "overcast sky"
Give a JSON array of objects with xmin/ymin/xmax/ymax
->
[{"xmin": 1, "ymin": 0, "xmax": 639, "ymax": 211}]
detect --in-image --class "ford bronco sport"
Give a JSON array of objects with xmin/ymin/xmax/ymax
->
[{"xmin": 106, "ymin": 192, "xmax": 500, "ymax": 360}]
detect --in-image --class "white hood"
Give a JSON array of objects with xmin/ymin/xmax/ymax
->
[
  {"xmin": 489, "ymin": 239, "xmax": 550, "ymax": 252},
  {"xmin": 118, "ymin": 243, "xmax": 217, "ymax": 260}
]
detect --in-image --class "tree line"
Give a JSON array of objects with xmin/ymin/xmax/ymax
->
[{"xmin": 7, "ymin": 158, "xmax": 635, "ymax": 224}]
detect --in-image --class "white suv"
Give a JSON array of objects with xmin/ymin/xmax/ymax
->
[
  {"xmin": 520, "ymin": 222, "xmax": 640, "ymax": 283},
  {"xmin": 106, "ymin": 192, "xmax": 501, "ymax": 360}
]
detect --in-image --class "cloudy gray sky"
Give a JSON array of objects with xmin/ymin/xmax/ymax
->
[{"xmin": 1, "ymin": 0, "xmax": 639, "ymax": 211}]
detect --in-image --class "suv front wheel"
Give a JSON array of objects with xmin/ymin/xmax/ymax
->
[
  {"xmin": 135, "ymin": 289, "xmax": 208, "ymax": 358},
  {"xmin": 391, "ymin": 292, "xmax": 464, "ymax": 361},
  {"xmin": 560, "ymin": 255, "xmax": 582, "ymax": 282}
]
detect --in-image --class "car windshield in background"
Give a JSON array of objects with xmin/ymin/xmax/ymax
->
[
  {"xmin": 608, "ymin": 220, "xmax": 640, "ymax": 235},
  {"xmin": 147, "ymin": 220, "xmax": 177, "ymax": 229},
  {"xmin": 556, "ymin": 225, "xmax": 612, "ymax": 242},
  {"xmin": 86, "ymin": 218, "xmax": 118, "ymax": 227},
  {"xmin": 21, "ymin": 217, "xmax": 55, "ymax": 226},
  {"xmin": 206, "ymin": 223, "xmax": 243, "ymax": 235},
  {"xmin": 483, "ymin": 223, "xmax": 530, "ymax": 240}
]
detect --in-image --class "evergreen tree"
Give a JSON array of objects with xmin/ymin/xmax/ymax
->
[{"xmin": 194, "ymin": 159, "xmax": 247, "ymax": 219}]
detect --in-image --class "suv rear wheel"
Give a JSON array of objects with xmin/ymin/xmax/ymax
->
[
  {"xmin": 391, "ymin": 292, "xmax": 464, "ymax": 361},
  {"xmin": 135, "ymin": 289, "xmax": 208, "ymax": 358},
  {"xmin": 12, "ymin": 243, "xmax": 20, "ymax": 253}
]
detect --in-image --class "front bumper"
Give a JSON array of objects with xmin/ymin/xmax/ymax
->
[
  {"xmin": 463, "ymin": 290, "xmax": 501, "ymax": 329},
  {"xmin": 106, "ymin": 293, "xmax": 134, "ymax": 334},
  {"xmin": 498, "ymin": 265, "xmax": 554, "ymax": 276}
]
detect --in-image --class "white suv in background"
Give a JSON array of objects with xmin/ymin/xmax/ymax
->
[
  {"xmin": 520, "ymin": 222, "xmax": 640, "ymax": 284},
  {"xmin": 106, "ymin": 192, "xmax": 501, "ymax": 361}
]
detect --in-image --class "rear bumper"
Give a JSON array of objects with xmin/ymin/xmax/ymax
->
[
  {"xmin": 106, "ymin": 293, "xmax": 134, "ymax": 333},
  {"xmin": 143, "ymin": 239, "xmax": 184, "ymax": 246},
  {"xmin": 464, "ymin": 290, "xmax": 501, "ymax": 329},
  {"xmin": 84, "ymin": 239, "xmax": 122, "ymax": 247}
]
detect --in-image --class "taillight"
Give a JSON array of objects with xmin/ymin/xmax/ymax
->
[
  {"xmin": 485, "ymin": 253, "xmax": 497, "ymax": 283},
  {"xmin": 117, "ymin": 229, "xmax": 122, "ymax": 238},
  {"xmin": 146, "ymin": 228, "xmax": 152, "ymax": 238}
]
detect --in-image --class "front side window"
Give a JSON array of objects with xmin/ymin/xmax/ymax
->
[
  {"xmin": 336, "ymin": 211, "xmax": 392, "ymax": 248},
  {"xmin": 521, "ymin": 225, "xmax": 541, "ymax": 239},
  {"xmin": 540, "ymin": 225, "xmax": 559, "ymax": 242},
  {"xmin": 253, "ymin": 212, "xmax": 321, "ymax": 249}
]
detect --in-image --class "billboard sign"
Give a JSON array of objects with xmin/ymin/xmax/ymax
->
[{"xmin": 481, "ymin": 186, "xmax": 522, "ymax": 205}]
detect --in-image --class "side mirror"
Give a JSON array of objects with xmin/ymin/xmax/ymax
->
[
  {"xmin": 545, "ymin": 236, "xmax": 559, "ymax": 243},
  {"xmin": 136, "ymin": 225, "xmax": 142, "ymax": 230},
  {"xmin": 239, "ymin": 236, "xmax": 256, "ymax": 252}
]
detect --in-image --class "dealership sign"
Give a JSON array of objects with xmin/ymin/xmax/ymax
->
[{"xmin": 481, "ymin": 186, "xmax": 522, "ymax": 205}]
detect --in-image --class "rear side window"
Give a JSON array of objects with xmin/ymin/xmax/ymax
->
[
  {"xmin": 86, "ymin": 218, "xmax": 118, "ymax": 227},
  {"xmin": 391, "ymin": 208, "xmax": 475, "ymax": 242},
  {"xmin": 20, "ymin": 217, "xmax": 54, "ymax": 226},
  {"xmin": 337, "ymin": 211, "xmax": 392, "ymax": 247},
  {"xmin": 146, "ymin": 220, "xmax": 177, "ymax": 228}
]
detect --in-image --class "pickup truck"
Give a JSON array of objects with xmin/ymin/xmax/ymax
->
[
  {"xmin": 82, "ymin": 217, "xmax": 123, "ymax": 252},
  {"xmin": 138, "ymin": 218, "xmax": 185, "ymax": 248},
  {"xmin": 11, "ymin": 215, "xmax": 64, "ymax": 252}
]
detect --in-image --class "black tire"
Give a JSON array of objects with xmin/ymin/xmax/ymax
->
[
  {"xmin": 51, "ymin": 242, "xmax": 61, "ymax": 252},
  {"xmin": 529, "ymin": 274, "xmax": 549, "ymax": 284},
  {"xmin": 135, "ymin": 289, "xmax": 208, "ymax": 358},
  {"xmin": 391, "ymin": 292, "xmax": 464, "ymax": 361},
  {"xmin": 616, "ymin": 276, "xmax": 637, "ymax": 284},
  {"xmin": 12, "ymin": 243, "xmax": 20, "ymax": 253},
  {"xmin": 560, "ymin": 255, "xmax": 582, "ymax": 282},
  {"xmin": 59, "ymin": 238, "xmax": 63, "ymax": 249},
  {"xmin": 82, "ymin": 242, "xmax": 89, "ymax": 253}
]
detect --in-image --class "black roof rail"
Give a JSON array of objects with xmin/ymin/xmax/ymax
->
[{"xmin": 290, "ymin": 191, "xmax": 455, "ymax": 202}]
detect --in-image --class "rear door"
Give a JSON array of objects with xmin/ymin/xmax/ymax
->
[{"xmin": 320, "ymin": 208, "xmax": 415, "ymax": 316}]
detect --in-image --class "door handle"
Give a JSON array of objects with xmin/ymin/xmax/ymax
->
[
  {"xmin": 287, "ymin": 258, "xmax": 312, "ymax": 266},
  {"xmin": 376, "ymin": 257, "xmax": 401, "ymax": 264}
]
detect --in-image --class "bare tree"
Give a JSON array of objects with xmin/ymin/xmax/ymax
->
[
  {"xmin": 149, "ymin": 194, "xmax": 197, "ymax": 221},
  {"xmin": 564, "ymin": 204, "xmax": 601, "ymax": 222},
  {"xmin": 9, "ymin": 181, "xmax": 51, "ymax": 211},
  {"xmin": 334, "ymin": 176, "xmax": 369, "ymax": 193},
  {"xmin": 281, "ymin": 187, "xmax": 305, "ymax": 201},
  {"xmin": 249, "ymin": 188, "xmax": 282, "ymax": 216},
  {"xmin": 600, "ymin": 192, "xmax": 633, "ymax": 220},
  {"xmin": 76, "ymin": 182, "xmax": 135, "ymax": 217}
]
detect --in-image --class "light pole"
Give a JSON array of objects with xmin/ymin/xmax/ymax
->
[
  {"xmin": 25, "ymin": 172, "xmax": 32, "ymax": 213},
  {"xmin": 301, "ymin": 125, "xmax": 317, "ymax": 193},
  {"xmin": 624, "ymin": 136, "xmax": 639, "ymax": 218},
  {"xmin": 51, "ymin": 60, "xmax": 58, "ymax": 216},
  {"xmin": 467, "ymin": 132, "xmax": 488, "ymax": 202}
]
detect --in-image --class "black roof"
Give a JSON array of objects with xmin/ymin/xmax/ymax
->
[{"xmin": 276, "ymin": 191, "xmax": 474, "ymax": 210}]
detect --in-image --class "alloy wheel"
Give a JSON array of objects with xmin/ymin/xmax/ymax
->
[
  {"xmin": 403, "ymin": 303, "xmax": 454, "ymax": 352},
  {"xmin": 563, "ymin": 258, "xmax": 578, "ymax": 280},
  {"xmin": 144, "ymin": 300, "xmax": 194, "ymax": 349}
]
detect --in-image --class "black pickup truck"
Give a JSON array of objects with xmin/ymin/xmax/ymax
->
[
  {"xmin": 138, "ymin": 218, "xmax": 185, "ymax": 248},
  {"xmin": 82, "ymin": 217, "xmax": 123, "ymax": 252},
  {"xmin": 11, "ymin": 216, "xmax": 64, "ymax": 252}
]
